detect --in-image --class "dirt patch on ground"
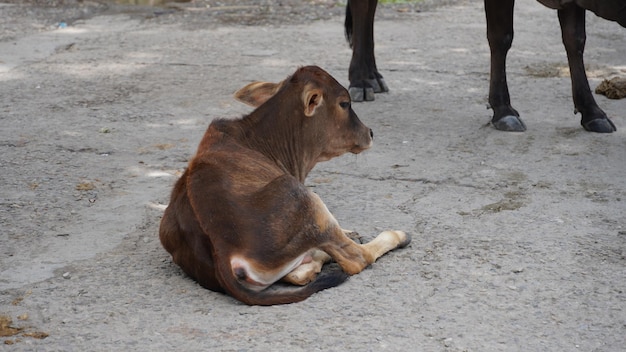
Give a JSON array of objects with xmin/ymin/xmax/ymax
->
[{"xmin": 596, "ymin": 76, "xmax": 626, "ymax": 99}]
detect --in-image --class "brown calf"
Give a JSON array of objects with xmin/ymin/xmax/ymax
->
[{"xmin": 159, "ymin": 66, "xmax": 410, "ymax": 305}]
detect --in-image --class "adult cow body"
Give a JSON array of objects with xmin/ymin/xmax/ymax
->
[
  {"xmin": 159, "ymin": 66, "xmax": 410, "ymax": 306},
  {"xmin": 345, "ymin": 0, "xmax": 624, "ymax": 132}
]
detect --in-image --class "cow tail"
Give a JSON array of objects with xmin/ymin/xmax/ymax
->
[
  {"xmin": 345, "ymin": 2, "xmax": 354, "ymax": 48},
  {"xmin": 221, "ymin": 265, "xmax": 350, "ymax": 306}
]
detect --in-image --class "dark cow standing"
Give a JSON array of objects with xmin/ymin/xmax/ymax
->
[
  {"xmin": 159, "ymin": 66, "xmax": 410, "ymax": 306},
  {"xmin": 345, "ymin": 0, "xmax": 624, "ymax": 132}
]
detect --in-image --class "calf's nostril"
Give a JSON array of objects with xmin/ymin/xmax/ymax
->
[{"xmin": 369, "ymin": 129, "xmax": 374, "ymax": 139}]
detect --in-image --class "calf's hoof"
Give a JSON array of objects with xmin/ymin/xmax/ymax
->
[
  {"xmin": 382, "ymin": 230, "xmax": 411, "ymax": 248},
  {"xmin": 582, "ymin": 118, "xmax": 616, "ymax": 133},
  {"xmin": 492, "ymin": 115, "xmax": 527, "ymax": 132},
  {"xmin": 397, "ymin": 231, "xmax": 411, "ymax": 248}
]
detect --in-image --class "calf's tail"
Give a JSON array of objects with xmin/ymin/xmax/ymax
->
[{"xmin": 223, "ymin": 266, "xmax": 349, "ymax": 306}]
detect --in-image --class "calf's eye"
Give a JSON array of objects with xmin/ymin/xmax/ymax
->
[{"xmin": 339, "ymin": 101, "xmax": 350, "ymax": 109}]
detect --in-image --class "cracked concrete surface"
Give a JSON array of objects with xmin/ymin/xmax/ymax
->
[{"xmin": 1, "ymin": 0, "xmax": 625, "ymax": 350}]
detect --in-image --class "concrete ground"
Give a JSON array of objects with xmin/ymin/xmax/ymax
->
[{"xmin": 1, "ymin": 0, "xmax": 625, "ymax": 350}]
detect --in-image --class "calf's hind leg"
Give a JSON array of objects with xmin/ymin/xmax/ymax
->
[{"xmin": 282, "ymin": 249, "xmax": 332, "ymax": 286}]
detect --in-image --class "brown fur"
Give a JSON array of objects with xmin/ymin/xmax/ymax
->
[{"xmin": 159, "ymin": 66, "xmax": 409, "ymax": 305}]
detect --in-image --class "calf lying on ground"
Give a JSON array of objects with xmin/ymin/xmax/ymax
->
[{"xmin": 159, "ymin": 66, "xmax": 410, "ymax": 305}]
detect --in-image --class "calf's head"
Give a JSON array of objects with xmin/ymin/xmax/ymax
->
[{"xmin": 235, "ymin": 66, "xmax": 373, "ymax": 165}]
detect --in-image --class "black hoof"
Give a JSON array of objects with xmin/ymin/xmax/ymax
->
[
  {"xmin": 582, "ymin": 118, "xmax": 616, "ymax": 133},
  {"xmin": 492, "ymin": 115, "xmax": 527, "ymax": 132},
  {"xmin": 349, "ymin": 86, "xmax": 375, "ymax": 102},
  {"xmin": 398, "ymin": 232, "xmax": 412, "ymax": 248},
  {"xmin": 366, "ymin": 78, "xmax": 389, "ymax": 93},
  {"xmin": 378, "ymin": 78, "xmax": 389, "ymax": 93}
]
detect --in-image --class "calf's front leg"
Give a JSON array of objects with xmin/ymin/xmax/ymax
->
[
  {"xmin": 309, "ymin": 192, "xmax": 410, "ymax": 274},
  {"xmin": 322, "ymin": 230, "xmax": 410, "ymax": 275},
  {"xmin": 282, "ymin": 229, "xmax": 364, "ymax": 285},
  {"xmin": 289, "ymin": 192, "xmax": 410, "ymax": 281}
]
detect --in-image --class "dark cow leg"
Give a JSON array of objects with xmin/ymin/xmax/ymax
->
[
  {"xmin": 558, "ymin": 5, "xmax": 616, "ymax": 132},
  {"xmin": 347, "ymin": 0, "xmax": 388, "ymax": 102},
  {"xmin": 484, "ymin": 0, "xmax": 526, "ymax": 132}
]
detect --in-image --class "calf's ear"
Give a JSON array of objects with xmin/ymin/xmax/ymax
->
[
  {"xmin": 302, "ymin": 86, "xmax": 324, "ymax": 117},
  {"xmin": 234, "ymin": 81, "xmax": 282, "ymax": 107}
]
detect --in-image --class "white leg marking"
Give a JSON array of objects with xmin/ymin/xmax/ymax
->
[
  {"xmin": 230, "ymin": 254, "xmax": 309, "ymax": 291},
  {"xmin": 283, "ymin": 249, "xmax": 331, "ymax": 285},
  {"xmin": 362, "ymin": 230, "xmax": 408, "ymax": 261}
]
